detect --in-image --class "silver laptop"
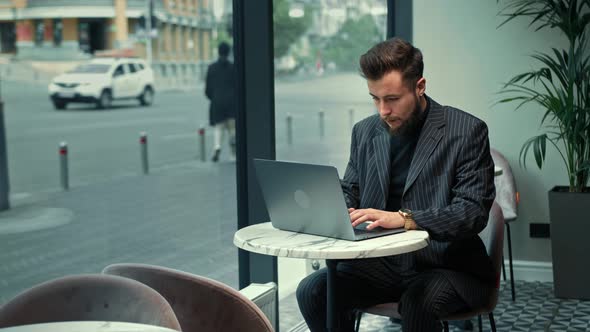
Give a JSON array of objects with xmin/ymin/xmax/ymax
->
[{"xmin": 253, "ymin": 159, "xmax": 405, "ymax": 241}]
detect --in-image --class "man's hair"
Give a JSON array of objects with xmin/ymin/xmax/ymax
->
[
  {"xmin": 218, "ymin": 42, "xmax": 231, "ymax": 57},
  {"xmin": 359, "ymin": 38, "xmax": 423, "ymax": 88}
]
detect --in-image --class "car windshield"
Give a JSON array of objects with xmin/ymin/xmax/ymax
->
[{"xmin": 69, "ymin": 64, "xmax": 111, "ymax": 74}]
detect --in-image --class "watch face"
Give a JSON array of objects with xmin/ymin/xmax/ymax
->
[{"xmin": 400, "ymin": 208, "xmax": 412, "ymax": 216}]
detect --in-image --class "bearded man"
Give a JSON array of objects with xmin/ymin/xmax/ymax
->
[{"xmin": 296, "ymin": 37, "xmax": 496, "ymax": 332}]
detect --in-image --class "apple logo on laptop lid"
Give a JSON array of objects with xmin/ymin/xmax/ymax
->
[{"xmin": 294, "ymin": 189, "xmax": 311, "ymax": 209}]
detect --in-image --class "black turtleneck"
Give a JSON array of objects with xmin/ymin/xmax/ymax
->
[{"xmin": 385, "ymin": 98, "xmax": 430, "ymax": 212}]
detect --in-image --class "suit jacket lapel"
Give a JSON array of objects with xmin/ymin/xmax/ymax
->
[
  {"xmin": 371, "ymin": 122, "xmax": 392, "ymax": 209},
  {"xmin": 403, "ymin": 98, "xmax": 446, "ymax": 196}
]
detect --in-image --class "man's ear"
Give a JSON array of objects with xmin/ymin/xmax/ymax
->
[{"xmin": 415, "ymin": 77, "xmax": 426, "ymax": 96}]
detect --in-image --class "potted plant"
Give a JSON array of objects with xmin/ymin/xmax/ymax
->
[{"xmin": 496, "ymin": 0, "xmax": 590, "ymax": 299}]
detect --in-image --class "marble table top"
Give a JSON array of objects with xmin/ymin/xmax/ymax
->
[
  {"xmin": 234, "ymin": 222, "xmax": 429, "ymax": 260},
  {"xmin": 0, "ymin": 321, "xmax": 179, "ymax": 332}
]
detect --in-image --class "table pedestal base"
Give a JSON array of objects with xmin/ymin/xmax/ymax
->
[{"xmin": 327, "ymin": 261, "xmax": 337, "ymax": 331}]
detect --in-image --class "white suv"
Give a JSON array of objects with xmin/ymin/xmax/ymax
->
[{"xmin": 49, "ymin": 57, "xmax": 155, "ymax": 110}]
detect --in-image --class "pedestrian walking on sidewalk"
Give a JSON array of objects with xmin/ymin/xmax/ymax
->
[{"xmin": 205, "ymin": 41, "xmax": 236, "ymax": 162}]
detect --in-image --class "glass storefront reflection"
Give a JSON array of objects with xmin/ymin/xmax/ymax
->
[{"xmin": 273, "ymin": 0, "xmax": 387, "ymax": 329}]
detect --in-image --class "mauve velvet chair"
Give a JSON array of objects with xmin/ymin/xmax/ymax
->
[
  {"xmin": 102, "ymin": 263, "xmax": 274, "ymax": 332},
  {"xmin": 491, "ymin": 148, "xmax": 519, "ymax": 301},
  {"xmin": 355, "ymin": 202, "xmax": 505, "ymax": 332},
  {"xmin": 0, "ymin": 274, "xmax": 181, "ymax": 330}
]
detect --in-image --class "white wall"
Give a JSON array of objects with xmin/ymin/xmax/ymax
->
[
  {"xmin": 278, "ymin": 257, "xmax": 308, "ymax": 300},
  {"xmin": 414, "ymin": 1, "xmax": 570, "ymax": 263}
]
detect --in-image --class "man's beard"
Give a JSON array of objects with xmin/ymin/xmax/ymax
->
[{"xmin": 384, "ymin": 96, "xmax": 425, "ymax": 137}]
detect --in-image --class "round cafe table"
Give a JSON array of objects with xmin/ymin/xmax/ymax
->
[
  {"xmin": 0, "ymin": 321, "xmax": 179, "ymax": 332},
  {"xmin": 234, "ymin": 222, "xmax": 429, "ymax": 331}
]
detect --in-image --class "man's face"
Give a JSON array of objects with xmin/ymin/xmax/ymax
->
[{"xmin": 367, "ymin": 70, "xmax": 425, "ymax": 136}]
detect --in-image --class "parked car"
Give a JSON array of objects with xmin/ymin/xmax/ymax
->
[{"xmin": 48, "ymin": 57, "xmax": 155, "ymax": 110}]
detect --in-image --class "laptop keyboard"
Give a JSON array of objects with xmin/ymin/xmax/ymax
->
[{"xmin": 354, "ymin": 223, "xmax": 385, "ymax": 234}]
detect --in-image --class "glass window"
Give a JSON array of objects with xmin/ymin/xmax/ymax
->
[
  {"xmin": 69, "ymin": 64, "xmax": 111, "ymax": 73},
  {"xmin": 53, "ymin": 19, "xmax": 63, "ymax": 46},
  {"xmin": 78, "ymin": 22, "xmax": 90, "ymax": 53},
  {"xmin": 34, "ymin": 19, "xmax": 44, "ymax": 46},
  {"xmin": 0, "ymin": 21, "xmax": 16, "ymax": 53},
  {"xmin": 0, "ymin": 0, "xmax": 236, "ymax": 319},
  {"xmin": 273, "ymin": 0, "xmax": 387, "ymax": 330},
  {"xmin": 113, "ymin": 64, "xmax": 125, "ymax": 76},
  {"xmin": 128, "ymin": 63, "xmax": 138, "ymax": 73}
]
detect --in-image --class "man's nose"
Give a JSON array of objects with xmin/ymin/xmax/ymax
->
[{"xmin": 378, "ymin": 101, "xmax": 391, "ymax": 116}]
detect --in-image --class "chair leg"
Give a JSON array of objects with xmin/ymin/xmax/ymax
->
[
  {"xmin": 354, "ymin": 311, "xmax": 362, "ymax": 332},
  {"xmin": 501, "ymin": 254, "xmax": 507, "ymax": 281},
  {"xmin": 449, "ymin": 320, "xmax": 473, "ymax": 330},
  {"xmin": 443, "ymin": 321, "xmax": 449, "ymax": 332},
  {"xmin": 506, "ymin": 222, "xmax": 516, "ymax": 301},
  {"xmin": 478, "ymin": 315, "xmax": 483, "ymax": 332},
  {"xmin": 488, "ymin": 312, "xmax": 497, "ymax": 332}
]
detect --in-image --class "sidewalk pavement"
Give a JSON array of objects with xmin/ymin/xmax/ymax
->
[
  {"xmin": 0, "ymin": 138, "xmax": 350, "ymax": 329},
  {"xmin": 0, "ymin": 158, "xmax": 238, "ymax": 301}
]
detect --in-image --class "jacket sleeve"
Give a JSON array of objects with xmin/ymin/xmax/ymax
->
[
  {"xmin": 205, "ymin": 65, "xmax": 213, "ymax": 100},
  {"xmin": 412, "ymin": 121, "xmax": 496, "ymax": 241},
  {"xmin": 341, "ymin": 123, "xmax": 360, "ymax": 209}
]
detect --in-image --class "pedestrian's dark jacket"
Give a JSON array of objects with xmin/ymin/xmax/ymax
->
[{"xmin": 205, "ymin": 58, "xmax": 235, "ymax": 126}]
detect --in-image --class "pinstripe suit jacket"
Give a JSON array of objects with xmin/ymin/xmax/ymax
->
[{"xmin": 341, "ymin": 96, "xmax": 496, "ymax": 308}]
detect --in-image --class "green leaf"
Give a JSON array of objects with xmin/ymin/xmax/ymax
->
[
  {"xmin": 497, "ymin": 0, "xmax": 590, "ymax": 189},
  {"xmin": 533, "ymin": 135, "xmax": 544, "ymax": 169},
  {"xmin": 578, "ymin": 160, "xmax": 590, "ymax": 172}
]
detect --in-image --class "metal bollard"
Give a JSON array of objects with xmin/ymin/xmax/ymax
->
[
  {"xmin": 286, "ymin": 114, "xmax": 293, "ymax": 145},
  {"xmin": 319, "ymin": 110, "xmax": 325, "ymax": 139},
  {"xmin": 198, "ymin": 126, "xmax": 206, "ymax": 162},
  {"xmin": 59, "ymin": 142, "xmax": 69, "ymax": 190},
  {"xmin": 0, "ymin": 100, "xmax": 10, "ymax": 211},
  {"xmin": 349, "ymin": 108, "xmax": 355, "ymax": 129},
  {"xmin": 140, "ymin": 132, "xmax": 149, "ymax": 174}
]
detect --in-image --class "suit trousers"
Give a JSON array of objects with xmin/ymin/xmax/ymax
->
[{"xmin": 296, "ymin": 256, "xmax": 470, "ymax": 332}]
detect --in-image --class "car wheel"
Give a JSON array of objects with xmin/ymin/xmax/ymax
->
[
  {"xmin": 96, "ymin": 90, "xmax": 112, "ymax": 109},
  {"xmin": 53, "ymin": 100, "xmax": 67, "ymax": 110},
  {"xmin": 139, "ymin": 86, "xmax": 154, "ymax": 106}
]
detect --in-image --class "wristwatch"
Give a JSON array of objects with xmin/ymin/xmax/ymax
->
[{"xmin": 398, "ymin": 208, "xmax": 417, "ymax": 230}]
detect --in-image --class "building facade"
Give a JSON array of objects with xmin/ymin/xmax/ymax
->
[{"xmin": 0, "ymin": 0, "xmax": 214, "ymax": 81}]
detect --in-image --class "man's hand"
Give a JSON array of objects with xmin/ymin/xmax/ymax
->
[{"xmin": 348, "ymin": 208, "xmax": 405, "ymax": 230}]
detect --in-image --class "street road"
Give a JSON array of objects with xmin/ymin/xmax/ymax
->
[{"xmin": 2, "ymin": 72, "xmax": 375, "ymax": 195}]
